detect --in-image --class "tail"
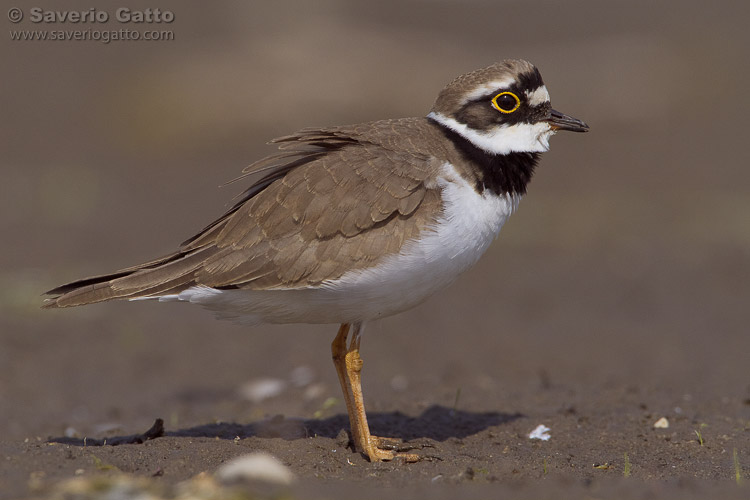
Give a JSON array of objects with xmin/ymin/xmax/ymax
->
[
  {"xmin": 42, "ymin": 248, "xmax": 216, "ymax": 308},
  {"xmin": 43, "ymin": 125, "xmax": 342, "ymax": 309}
]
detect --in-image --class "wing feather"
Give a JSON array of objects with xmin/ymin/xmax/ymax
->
[{"xmin": 43, "ymin": 118, "xmax": 444, "ymax": 308}]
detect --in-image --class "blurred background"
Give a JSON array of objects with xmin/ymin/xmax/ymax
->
[{"xmin": 1, "ymin": 0, "xmax": 749, "ymax": 439}]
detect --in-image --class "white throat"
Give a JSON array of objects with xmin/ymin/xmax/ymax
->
[{"xmin": 428, "ymin": 111, "xmax": 554, "ymax": 155}]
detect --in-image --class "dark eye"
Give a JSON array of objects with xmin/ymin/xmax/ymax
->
[{"xmin": 491, "ymin": 91, "xmax": 521, "ymax": 114}]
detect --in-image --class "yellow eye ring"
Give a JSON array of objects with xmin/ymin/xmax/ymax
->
[{"xmin": 491, "ymin": 91, "xmax": 521, "ymax": 114}]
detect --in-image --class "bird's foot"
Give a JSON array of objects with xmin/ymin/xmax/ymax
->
[
  {"xmin": 363, "ymin": 436, "xmax": 434, "ymax": 463},
  {"xmin": 365, "ymin": 437, "xmax": 420, "ymax": 462}
]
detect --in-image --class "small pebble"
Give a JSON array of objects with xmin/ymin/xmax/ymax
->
[
  {"xmin": 529, "ymin": 424, "xmax": 551, "ymax": 441},
  {"xmin": 216, "ymin": 452, "xmax": 295, "ymax": 485},
  {"xmin": 653, "ymin": 417, "xmax": 669, "ymax": 428}
]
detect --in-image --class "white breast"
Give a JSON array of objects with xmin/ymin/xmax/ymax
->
[{"xmin": 158, "ymin": 162, "xmax": 520, "ymax": 325}]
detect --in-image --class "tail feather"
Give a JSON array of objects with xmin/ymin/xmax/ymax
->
[
  {"xmin": 43, "ymin": 248, "xmax": 216, "ymax": 308},
  {"xmin": 43, "ymin": 126, "xmax": 350, "ymax": 310}
]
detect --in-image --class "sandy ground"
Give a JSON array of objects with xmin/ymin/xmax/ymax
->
[{"xmin": 2, "ymin": 1, "xmax": 749, "ymax": 498}]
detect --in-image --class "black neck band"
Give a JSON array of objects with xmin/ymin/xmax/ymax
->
[{"xmin": 430, "ymin": 118, "xmax": 540, "ymax": 196}]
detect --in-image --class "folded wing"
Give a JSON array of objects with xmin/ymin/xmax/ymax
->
[{"xmin": 43, "ymin": 120, "xmax": 442, "ymax": 308}]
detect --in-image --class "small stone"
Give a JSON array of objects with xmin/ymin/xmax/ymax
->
[
  {"xmin": 216, "ymin": 452, "xmax": 295, "ymax": 485},
  {"xmin": 529, "ymin": 424, "xmax": 551, "ymax": 441},
  {"xmin": 653, "ymin": 417, "xmax": 669, "ymax": 429}
]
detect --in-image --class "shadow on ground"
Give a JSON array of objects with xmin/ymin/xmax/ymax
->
[{"xmin": 48, "ymin": 405, "xmax": 524, "ymax": 446}]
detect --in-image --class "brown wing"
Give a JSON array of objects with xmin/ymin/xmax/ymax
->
[{"xmin": 43, "ymin": 119, "xmax": 444, "ymax": 308}]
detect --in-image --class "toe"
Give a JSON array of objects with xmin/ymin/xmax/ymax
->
[{"xmin": 363, "ymin": 436, "xmax": 423, "ymax": 462}]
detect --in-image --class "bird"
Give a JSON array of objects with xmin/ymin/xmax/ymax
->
[{"xmin": 43, "ymin": 60, "xmax": 588, "ymax": 462}]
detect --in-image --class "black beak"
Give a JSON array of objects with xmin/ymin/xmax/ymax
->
[{"xmin": 545, "ymin": 108, "xmax": 589, "ymax": 133}]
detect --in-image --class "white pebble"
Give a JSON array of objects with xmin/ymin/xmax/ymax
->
[
  {"xmin": 239, "ymin": 378, "xmax": 287, "ymax": 403},
  {"xmin": 217, "ymin": 452, "xmax": 295, "ymax": 485},
  {"xmin": 653, "ymin": 417, "xmax": 669, "ymax": 428},
  {"xmin": 529, "ymin": 424, "xmax": 551, "ymax": 441}
]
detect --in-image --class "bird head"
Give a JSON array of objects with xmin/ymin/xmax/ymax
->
[{"xmin": 428, "ymin": 60, "xmax": 588, "ymax": 156}]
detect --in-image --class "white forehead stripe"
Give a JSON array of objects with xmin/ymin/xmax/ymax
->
[
  {"xmin": 460, "ymin": 77, "xmax": 517, "ymax": 105},
  {"xmin": 525, "ymin": 85, "xmax": 550, "ymax": 106}
]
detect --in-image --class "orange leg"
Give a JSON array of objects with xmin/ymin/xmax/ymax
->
[{"xmin": 331, "ymin": 322, "xmax": 419, "ymax": 462}]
